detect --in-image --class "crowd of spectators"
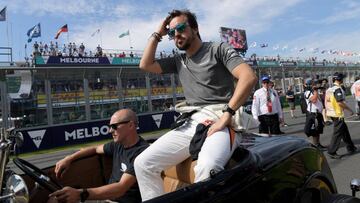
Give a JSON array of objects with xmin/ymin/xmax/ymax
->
[
  {"xmin": 30, "ymin": 41, "xmax": 141, "ymax": 59},
  {"xmin": 245, "ymin": 54, "xmax": 359, "ymax": 66}
]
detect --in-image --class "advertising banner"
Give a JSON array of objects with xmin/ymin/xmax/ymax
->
[
  {"xmin": 19, "ymin": 111, "xmax": 178, "ymax": 153},
  {"xmin": 45, "ymin": 56, "xmax": 110, "ymax": 65},
  {"xmin": 257, "ymin": 61, "xmax": 280, "ymax": 67},
  {"xmin": 298, "ymin": 62, "xmax": 312, "ymax": 67},
  {"xmin": 280, "ymin": 61, "xmax": 297, "ymax": 67},
  {"xmin": 35, "ymin": 56, "xmax": 141, "ymax": 66}
]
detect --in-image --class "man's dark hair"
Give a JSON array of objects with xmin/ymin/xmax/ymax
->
[{"xmin": 166, "ymin": 9, "xmax": 201, "ymax": 40}]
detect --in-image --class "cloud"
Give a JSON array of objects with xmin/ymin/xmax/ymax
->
[
  {"xmin": 70, "ymin": 0, "xmax": 304, "ymax": 53},
  {"xmin": 315, "ymin": 0, "xmax": 360, "ymax": 24},
  {"xmin": 6, "ymin": 0, "xmax": 107, "ymax": 16},
  {"xmin": 186, "ymin": 0, "xmax": 303, "ymax": 40}
]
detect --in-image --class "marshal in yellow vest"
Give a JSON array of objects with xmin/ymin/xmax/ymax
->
[{"xmin": 325, "ymin": 85, "xmax": 344, "ymax": 118}]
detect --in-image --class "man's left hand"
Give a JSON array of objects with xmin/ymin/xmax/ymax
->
[
  {"xmin": 49, "ymin": 186, "xmax": 81, "ymax": 203},
  {"xmin": 207, "ymin": 113, "xmax": 232, "ymax": 136}
]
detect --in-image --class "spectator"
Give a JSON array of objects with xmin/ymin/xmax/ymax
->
[
  {"xmin": 39, "ymin": 42, "xmax": 44, "ymax": 55},
  {"xmin": 286, "ymin": 85, "xmax": 296, "ymax": 118},
  {"xmin": 351, "ymin": 76, "xmax": 360, "ymax": 119},
  {"xmin": 33, "ymin": 41, "xmax": 40, "ymax": 56},
  {"xmin": 50, "ymin": 41, "xmax": 55, "ymax": 56},
  {"xmin": 96, "ymin": 44, "xmax": 103, "ymax": 57}
]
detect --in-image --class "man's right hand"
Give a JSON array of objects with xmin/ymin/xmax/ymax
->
[
  {"xmin": 156, "ymin": 16, "xmax": 171, "ymax": 37},
  {"xmin": 54, "ymin": 156, "xmax": 72, "ymax": 179}
]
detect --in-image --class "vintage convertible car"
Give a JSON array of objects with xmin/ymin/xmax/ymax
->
[{"xmin": 11, "ymin": 133, "xmax": 360, "ymax": 203}]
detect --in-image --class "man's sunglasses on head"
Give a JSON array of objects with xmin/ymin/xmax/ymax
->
[
  {"xmin": 109, "ymin": 120, "xmax": 130, "ymax": 130},
  {"xmin": 168, "ymin": 22, "xmax": 187, "ymax": 39}
]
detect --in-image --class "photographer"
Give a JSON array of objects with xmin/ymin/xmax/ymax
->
[{"xmin": 303, "ymin": 79, "xmax": 326, "ymax": 150}]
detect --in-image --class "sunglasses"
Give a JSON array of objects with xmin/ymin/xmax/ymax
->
[
  {"xmin": 109, "ymin": 120, "xmax": 130, "ymax": 130},
  {"xmin": 168, "ymin": 22, "xmax": 188, "ymax": 39}
]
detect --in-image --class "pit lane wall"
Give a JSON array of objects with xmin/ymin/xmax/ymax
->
[{"xmin": 18, "ymin": 111, "xmax": 177, "ymax": 153}]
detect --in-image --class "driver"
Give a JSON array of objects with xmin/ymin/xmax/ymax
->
[
  {"xmin": 49, "ymin": 109, "xmax": 149, "ymax": 203},
  {"xmin": 134, "ymin": 9, "xmax": 256, "ymax": 201}
]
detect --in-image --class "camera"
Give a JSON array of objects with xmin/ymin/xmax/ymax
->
[{"xmin": 305, "ymin": 79, "xmax": 325, "ymax": 91}]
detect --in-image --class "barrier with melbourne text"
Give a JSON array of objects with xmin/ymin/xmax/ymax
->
[{"xmin": 19, "ymin": 111, "xmax": 178, "ymax": 153}]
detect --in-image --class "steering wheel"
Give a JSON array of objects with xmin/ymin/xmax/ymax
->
[{"xmin": 13, "ymin": 158, "xmax": 62, "ymax": 192}]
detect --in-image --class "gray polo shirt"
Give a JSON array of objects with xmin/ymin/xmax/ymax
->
[{"xmin": 158, "ymin": 42, "xmax": 245, "ymax": 105}]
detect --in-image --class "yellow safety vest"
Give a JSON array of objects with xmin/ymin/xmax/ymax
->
[{"xmin": 325, "ymin": 85, "xmax": 344, "ymax": 118}]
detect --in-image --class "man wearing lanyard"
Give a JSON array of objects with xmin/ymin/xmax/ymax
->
[{"xmin": 252, "ymin": 76, "xmax": 283, "ymax": 135}]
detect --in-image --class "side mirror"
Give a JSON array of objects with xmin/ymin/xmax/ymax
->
[{"xmin": 350, "ymin": 179, "xmax": 360, "ymax": 197}]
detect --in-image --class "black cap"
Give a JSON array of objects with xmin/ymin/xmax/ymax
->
[{"xmin": 333, "ymin": 72, "xmax": 345, "ymax": 81}]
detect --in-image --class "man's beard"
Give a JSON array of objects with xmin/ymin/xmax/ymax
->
[
  {"xmin": 176, "ymin": 31, "xmax": 195, "ymax": 50},
  {"xmin": 177, "ymin": 39, "xmax": 191, "ymax": 50}
]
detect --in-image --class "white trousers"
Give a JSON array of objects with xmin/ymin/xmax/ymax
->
[{"xmin": 134, "ymin": 112, "xmax": 241, "ymax": 201}]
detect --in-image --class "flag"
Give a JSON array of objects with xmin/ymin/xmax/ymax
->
[
  {"xmin": 249, "ymin": 41, "xmax": 257, "ymax": 48},
  {"xmin": 91, "ymin": 29, "xmax": 100, "ymax": 37},
  {"xmin": 55, "ymin": 24, "xmax": 68, "ymax": 39},
  {"xmin": 260, "ymin": 43, "xmax": 268, "ymax": 48},
  {"xmin": 0, "ymin": 6, "xmax": 6, "ymax": 21},
  {"xmin": 119, "ymin": 30, "xmax": 130, "ymax": 38},
  {"xmin": 27, "ymin": 23, "xmax": 41, "ymax": 43},
  {"xmin": 272, "ymin": 44, "xmax": 279, "ymax": 50}
]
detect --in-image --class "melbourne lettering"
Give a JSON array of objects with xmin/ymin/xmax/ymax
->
[
  {"xmin": 65, "ymin": 126, "xmax": 109, "ymax": 141},
  {"xmin": 60, "ymin": 57, "xmax": 99, "ymax": 64}
]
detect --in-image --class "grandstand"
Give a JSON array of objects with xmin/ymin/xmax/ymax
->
[{"xmin": 1, "ymin": 47, "xmax": 360, "ymax": 153}]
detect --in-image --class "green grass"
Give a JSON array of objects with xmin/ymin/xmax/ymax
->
[{"xmin": 16, "ymin": 129, "xmax": 168, "ymax": 158}]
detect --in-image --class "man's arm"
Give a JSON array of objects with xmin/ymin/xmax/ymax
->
[
  {"xmin": 139, "ymin": 35, "xmax": 163, "ymax": 74},
  {"xmin": 87, "ymin": 173, "xmax": 136, "ymax": 200},
  {"xmin": 139, "ymin": 18, "xmax": 169, "ymax": 74},
  {"xmin": 309, "ymin": 90, "xmax": 319, "ymax": 103},
  {"xmin": 207, "ymin": 63, "xmax": 257, "ymax": 135},
  {"xmin": 251, "ymin": 91, "xmax": 260, "ymax": 120},
  {"xmin": 54, "ymin": 144, "xmax": 104, "ymax": 179},
  {"xmin": 49, "ymin": 173, "xmax": 136, "ymax": 202},
  {"xmin": 338, "ymin": 101, "xmax": 354, "ymax": 114},
  {"xmin": 228, "ymin": 63, "xmax": 257, "ymax": 113}
]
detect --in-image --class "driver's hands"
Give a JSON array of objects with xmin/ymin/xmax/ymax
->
[
  {"xmin": 54, "ymin": 156, "xmax": 72, "ymax": 179},
  {"xmin": 207, "ymin": 112, "xmax": 232, "ymax": 136},
  {"xmin": 49, "ymin": 186, "xmax": 81, "ymax": 203}
]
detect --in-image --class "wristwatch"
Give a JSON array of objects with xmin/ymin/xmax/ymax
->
[
  {"xmin": 222, "ymin": 104, "xmax": 236, "ymax": 115},
  {"xmin": 80, "ymin": 188, "xmax": 89, "ymax": 202}
]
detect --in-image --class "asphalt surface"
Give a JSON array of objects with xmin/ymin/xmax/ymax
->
[{"xmin": 8, "ymin": 99, "xmax": 360, "ymax": 197}]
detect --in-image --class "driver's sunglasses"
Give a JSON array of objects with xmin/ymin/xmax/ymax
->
[
  {"xmin": 168, "ymin": 22, "xmax": 188, "ymax": 39},
  {"xmin": 109, "ymin": 120, "xmax": 130, "ymax": 130}
]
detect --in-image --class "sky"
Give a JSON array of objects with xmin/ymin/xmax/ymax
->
[{"xmin": 1, "ymin": 0, "xmax": 360, "ymax": 62}]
